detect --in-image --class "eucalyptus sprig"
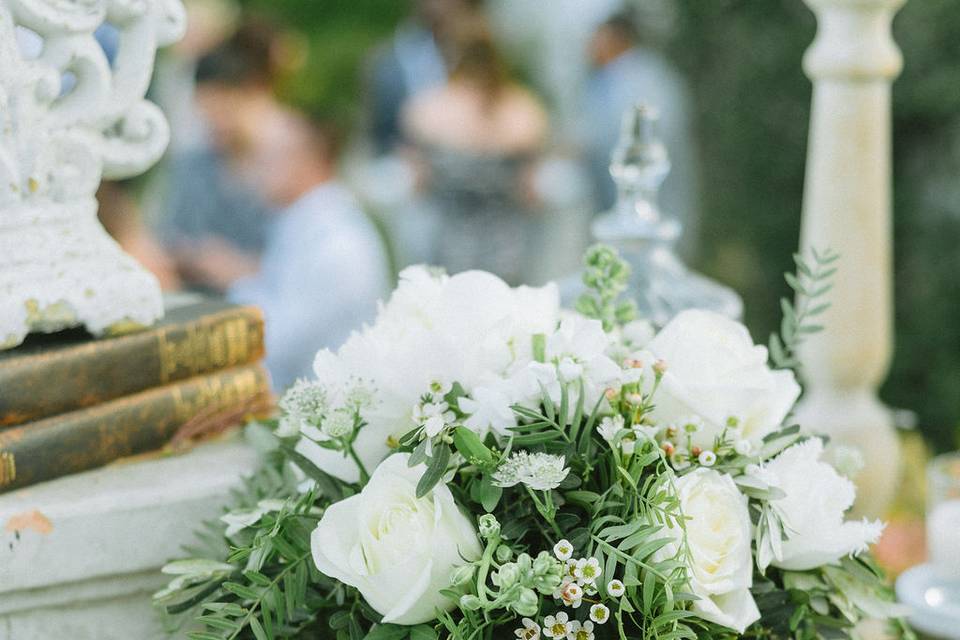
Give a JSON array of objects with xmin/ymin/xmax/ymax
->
[
  {"xmin": 768, "ymin": 248, "xmax": 839, "ymax": 372},
  {"xmin": 576, "ymin": 244, "xmax": 639, "ymax": 331}
]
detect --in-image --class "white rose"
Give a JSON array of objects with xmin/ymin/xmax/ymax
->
[
  {"xmin": 757, "ymin": 438, "xmax": 884, "ymax": 571},
  {"xmin": 658, "ymin": 468, "xmax": 760, "ymax": 633},
  {"xmin": 310, "ymin": 454, "xmax": 483, "ymax": 625},
  {"xmin": 646, "ymin": 310, "xmax": 801, "ymax": 447}
]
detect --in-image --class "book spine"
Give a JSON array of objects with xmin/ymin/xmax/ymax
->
[
  {"xmin": 0, "ymin": 364, "xmax": 271, "ymax": 493},
  {"xmin": 0, "ymin": 307, "xmax": 265, "ymax": 427}
]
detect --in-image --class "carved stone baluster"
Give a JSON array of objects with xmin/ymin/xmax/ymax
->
[
  {"xmin": 795, "ymin": 0, "xmax": 906, "ymax": 517},
  {"xmin": 0, "ymin": 0, "xmax": 185, "ymax": 350}
]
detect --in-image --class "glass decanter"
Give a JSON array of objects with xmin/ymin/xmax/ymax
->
[{"xmin": 591, "ymin": 104, "xmax": 743, "ymax": 326}]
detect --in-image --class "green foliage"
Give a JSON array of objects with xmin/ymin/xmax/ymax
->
[
  {"xmin": 670, "ymin": 0, "xmax": 960, "ymax": 451},
  {"xmin": 767, "ymin": 248, "xmax": 838, "ymax": 373},
  {"xmin": 576, "ymin": 244, "xmax": 639, "ymax": 331},
  {"xmin": 236, "ymin": 0, "xmax": 410, "ymax": 124}
]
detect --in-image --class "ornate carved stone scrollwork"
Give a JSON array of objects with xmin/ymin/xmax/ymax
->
[{"xmin": 0, "ymin": 0, "xmax": 185, "ymax": 349}]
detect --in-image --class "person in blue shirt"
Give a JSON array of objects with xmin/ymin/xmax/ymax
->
[
  {"xmin": 580, "ymin": 12, "xmax": 701, "ymax": 237},
  {"xmin": 183, "ymin": 110, "xmax": 390, "ymax": 390}
]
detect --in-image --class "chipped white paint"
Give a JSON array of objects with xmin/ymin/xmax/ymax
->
[
  {"xmin": 795, "ymin": 0, "xmax": 906, "ymax": 517},
  {"xmin": 0, "ymin": 0, "xmax": 186, "ymax": 349}
]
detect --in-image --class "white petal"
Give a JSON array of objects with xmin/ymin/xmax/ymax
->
[
  {"xmin": 310, "ymin": 495, "xmax": 363, "ymax": 587},
  {"xmin": 693, "ymin": 587, "xmax": 760, "ymax": 633}
]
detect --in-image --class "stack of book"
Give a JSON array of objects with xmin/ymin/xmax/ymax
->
[{"xmin": 0, "ymin": 300, "xmax": 272, "ymax": 493}]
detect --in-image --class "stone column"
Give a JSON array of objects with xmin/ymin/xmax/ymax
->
[{"xmin": 795, "ymin": 0, "xmax": 906, "ymax": 517}]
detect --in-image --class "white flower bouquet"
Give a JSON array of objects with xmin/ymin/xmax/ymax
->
[{"xmin": 156, "ymin": 246, "xmax": 908, "ymax": 640}]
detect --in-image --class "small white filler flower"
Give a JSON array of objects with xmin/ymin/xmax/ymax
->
[
  {"xmin": 597, "ymin": 415, "xmax": 625, "ymax": 442},
  {"xmin": 493, "ymin": 451, "xmax": 569, "ymax": 491},
  {"xmin": 568, "ymin": 620, "xmax": 596, "ymax": 640},
  {"xmin": 542, "ymin": 612, "xmax": 571, "ymax": 638},
  {"xmin": 553, "ymin": 539, "xmax": 574, "ymax": 562},
  {"xmin": 607, "ymin": 579, "xmax": 626, "ymax": 597},
  {"xmin": 514, "ymin": 617, "xmax": 541, "ymax": 640},
  {"xmin": 589, "ymin": 603, "xmax": 611, "ymax": 624},
  {"xmin": 573, "ymin": 557, "xmax": 602, "ymax": 585}
]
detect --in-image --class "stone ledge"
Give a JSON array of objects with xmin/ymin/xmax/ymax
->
[{"xmin": 0, "ymin": 437, "xmax": 259, "ymax": 598}]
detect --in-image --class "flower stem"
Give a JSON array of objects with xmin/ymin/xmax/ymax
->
[
  {"xmin": 475, "ymin": 534, "xmax": 500, "ymax": 607},
  {"xmin": 526, "ymin": 487, "xmax": 563, "ymax": 539},
  {"xmin": 345, "ymin": 443, "xmax": 370, "ymax": 484}
]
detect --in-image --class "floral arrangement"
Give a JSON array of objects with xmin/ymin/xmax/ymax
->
[{"xmin": 156, "ymin": 246, "xmax": 908, "ymax": 640}]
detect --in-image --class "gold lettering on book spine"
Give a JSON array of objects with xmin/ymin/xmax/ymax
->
[
  {"xmin": 157, "ymin": 315, "xmax": 260, "ymax": 383},
  {"xmin": 172, "ymin": 370, "xmax": 264, "ymax": 421},
  {"xmin": 0, "ymin": 451, "xmax": 15, "ymax": 488}
]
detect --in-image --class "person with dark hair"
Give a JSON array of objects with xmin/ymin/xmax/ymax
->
[
  {"xmin": 153, "ymin": 21, "xmax": 284, "ymax": 292},
  {"xmin": 580, "ymin": 10, "xmax": 700, "ymax": 234}
]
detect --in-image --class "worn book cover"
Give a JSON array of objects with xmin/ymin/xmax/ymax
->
[
  {"xmin": 0, "ymin": 363, "xmax": 271, "ymax": 493},
  {"xmin": 0, "ymin": 300, "xmax": 265, "ymax": 427}
]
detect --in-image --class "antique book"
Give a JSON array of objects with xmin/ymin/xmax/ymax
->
[
  {"xmin": 0, "ymin": 300, "xmax": 265, "ymax": 427},
  {"xmin": 0, "ymin": 363, "xmax": 271, "ymax": 493}
]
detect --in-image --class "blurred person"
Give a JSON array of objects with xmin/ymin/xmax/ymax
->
[
  {"xmin": 581, "ymin": 12, "xmax": 700, "ymax": 233},
  {"xmin": 401, "ymin": 23, "xmax": 549, "ymax": 284},
  {"xmin": 367, "ymin": 0, "xmax": 483, "ymax": 154},
  {"xmin": 155, "ymin": 21, "xmax": 281, "ymax": 291},
  {"xmin": 188, "ymin": 111, "xmax": 390, "ymax": 390}
]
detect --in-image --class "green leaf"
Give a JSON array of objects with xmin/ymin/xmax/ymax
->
[
  {"xmin": 807, "ymin": 302, "xmax": 831, "ymax": 317},
  {"xmin": 416, "ymin": 444, "xmax": 450, "ymax": 498},
  {"xmin": 642, "ymin": 569, "xmax": 657, "ymax": 614},
  {"xmin": 242, "ymin": 570, "xmax": 272, "ymax": 587},
  {"xmin": 558, "ymin": 381, "xmax": 570, "ymax": 428},
  {"xmin": 510, "ymin": 431, "xmax": 561, "ymax": 446},
  {"xmin": 452, "ymin": 426, "xmax": 494, "ymax": 466},
  {"xmin": 478, "ymin": 474, "xmax": 502, "ymax": 512},
  {"xmin": 410, "ymin": 625, "xmax": 439, "ymax": 640},
  {"xmin": 222, "ymin": 581, "xmax": 259, "ymax": 600},
  {"xmin": 532, "ymin": 333, "xmax": 546, "ymax": 363},
  {"xmin": 364, "ymin": 623, "xmax": 410, "ymax": 640},
  {"xmin": 768, "ymin": 333, "xmax": 786, "ymax": 366},
  {"xmin": 540, "ymin": 383, "xmax": 556, "ymax": 422},
  {"xmin": 281, "ymin": 445, "xmax": 345, "ymax": 501},
  {"xmin": 187, "ymin": 633, "xmax": 226, "ymax": 640},
  {"xmin": 162, "ymin": 559, "xmax": 235, "ymax": 576},
  {"xmin": 785, "ymin": 272, "xmax": 807, "ymax": 295},
  {"xmin": 408, "ymin": 438, "xmax": 429, "ymax": 467},
  {"xmin": 249, "ymin": 617, "xmax": 269, "ymax": 640},
  {"xmin": 197, "ymin": 615, "xmax": 240, "ymax": 632},
  {"xmin": 443, "ymin": 382, "xmax": 468, "ymax": 410},
  {"xmin": 330, "ymin": 610, "xmax": 353, "ymax": 629}
]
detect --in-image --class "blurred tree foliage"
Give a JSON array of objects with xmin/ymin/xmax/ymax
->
[
  {"xmin": 237, "ymin": 0, "xmax": 411, "ymax": 125},
  {"xmin": 670, "ymin": 0, "xmax": 960, "ymax": 452}
]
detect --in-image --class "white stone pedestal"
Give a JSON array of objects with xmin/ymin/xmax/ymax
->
[
  {"xmin": 795, "ymin": 0, "xmax": 906, "ymax": 518},
  {"xmin": 0, "ymin": 438, "xmax": 259, "ymax": 639}
]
